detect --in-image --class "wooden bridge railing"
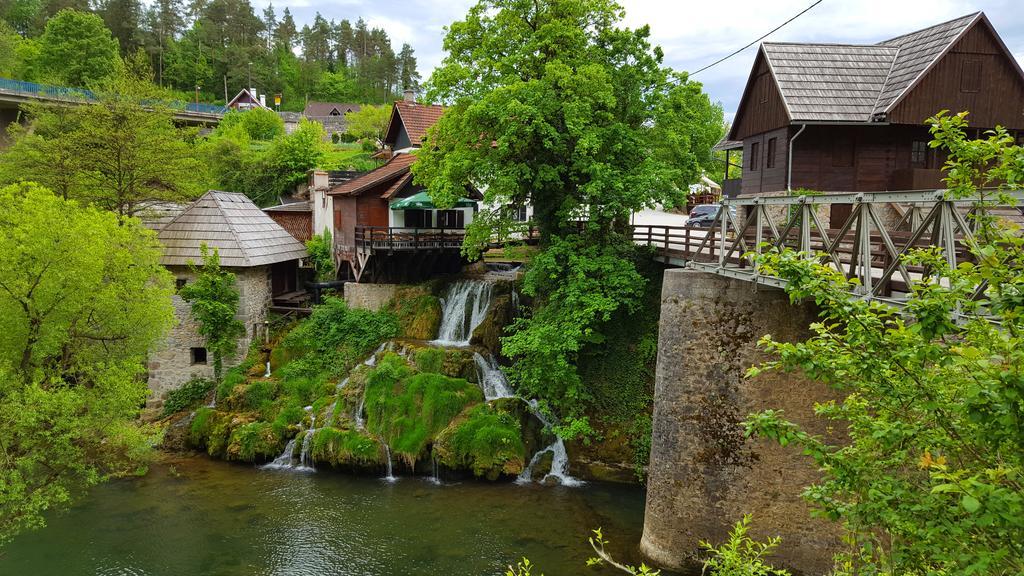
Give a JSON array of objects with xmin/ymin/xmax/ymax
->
[{"xmin": 632, "ymin": 189, "xmax": 1024, "ymax": 306}]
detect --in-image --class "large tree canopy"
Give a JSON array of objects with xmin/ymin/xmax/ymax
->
[
  {"xmin": 0, "ymin": 183, "xmax": 174, "ymax": 543},
  {"xmin": 37, "ymin": 9, "xmax": 121, "ymax": 86},
  {"xmin": 413, "ymin": 0, "xmax": 723, "ymax": 430}
]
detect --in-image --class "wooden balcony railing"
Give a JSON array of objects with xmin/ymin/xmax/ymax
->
[{"xmin": 355, "ymin": 226, "xmax": 467, "ymax": 251}]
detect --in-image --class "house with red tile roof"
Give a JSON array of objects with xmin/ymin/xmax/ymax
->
[{"xmin": 316, "ymin": 93, "xmax": 487, "ymax": 282}]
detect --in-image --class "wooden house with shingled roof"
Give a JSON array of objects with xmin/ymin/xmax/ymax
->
[
  {"xmin": 146, "ymin": 191, "xmax": 308, "ymax": 404},
  {"xmin": 717, "ymin": 12, "xmax": 1024, "ymax": 224}
]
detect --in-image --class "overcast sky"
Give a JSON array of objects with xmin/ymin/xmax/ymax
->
[{"xmin": 260, "ymin": 0, "xmax": 1024, "ymax": 119}]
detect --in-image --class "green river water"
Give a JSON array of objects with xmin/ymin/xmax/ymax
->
[{"xmin": 0, "ymin": 456, "xmax": 647, "ymax": 576}]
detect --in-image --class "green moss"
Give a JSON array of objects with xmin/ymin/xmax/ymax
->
[
  {"xmin": 227, "ymin": 422, "xmax": 281, "ymax": 461},
  {"xmin": 162, "ymin": 377, "xmax": 214, "ymax": 416},
  {"xmin": 435, "ymin": 403, "xmax": 525, "ymax": 480},
  {"xmin": 270, "ymin": 401, "xmax": 305, "ymax": 437},
  {"xmin": 311, "ymin": 427, "xmax": 381, "ymax": 466},
  {"xmin": 241, "ymin": 379, "xmax": 277, "ymax": 411},
  {"xmin": 414, "ymin": 348, "xmax": 444, "ymax": 374},
  {"xmin": 188, "ymin": 407, "xmax": 234, "ymax": 457},
  {"xmin": 386, "ymin": 292, "xmax": 442, "ymax": 340},
  {"xmin": 217, "ymin": 366, "xmax": 248, "ymax": 402},
  {"xmin": 364, "ymin": 354, "xmax": 484, "ymax": 463}
]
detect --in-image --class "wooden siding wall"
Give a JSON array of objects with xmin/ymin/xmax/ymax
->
[
  {"xmin": 356, "ymin": 195, "xmax": 389, "ymax": 228},
  {"xmin": 741, "ymin": 127, "xmax": 789, "ymax": 195},
  {"xmin": 890, "ymin": 23, "xmax": 1024, "ymax": 129},
  {"xmin": 732, "ymin": 53, "xmax": 790, "ymax": 141},
  {"xmin": 335, "ymin": 196, "xmax": 357, "ymax": 249},
  {"xmin": 788, "ymin": 125, "xmax": 938, "ymax": 193},
  {"xmin": 267, "ymin": 212, "xmax": 312, "ymax": 243}
]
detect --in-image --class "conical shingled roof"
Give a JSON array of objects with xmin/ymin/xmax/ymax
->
[{"xmin": 158, "ymin": 191, "xmax": 308, "ymax": 267}]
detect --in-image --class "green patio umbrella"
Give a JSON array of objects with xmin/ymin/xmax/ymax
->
[{"xmin": 390, "ymin": 190, "xmax": 477, "ymax": 210}]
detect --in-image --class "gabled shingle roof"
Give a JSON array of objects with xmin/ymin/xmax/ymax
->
[
  {"xmin": 873, "ymin": 12, "xmax": 982, "ymax": 114},
  {"xmin": 385, "ymin": 101, "xmax": 446, "ymax": 148},
  {"xmin": 158, "ymin": 191, "xmax": 307, "ymax": 267},
  {"xmin": 743, "ymin": 12, "xmax": 999, "ymax": 131},
  {"xmin": 327, "ymin": 153, "xmax": 417, "ymax": 197},
  {"xmin": 763, "ymin": 43, "xmax": 898, "ymax": 122}
]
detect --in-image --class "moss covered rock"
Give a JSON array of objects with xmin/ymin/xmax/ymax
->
[
  {"xmin": 470, "ymin": 293, "xmax": 513, "ymax": 356},
  {"xmin": 385, "ymin": 287, "xmax": 442, "ymax": 340},
  {"xmin": 364, "ymin": 353, "xmax": 484, "ymax": 466},
  {"xmin": 435, "ymin": 400, "xmax": 528, "ymax": 480},
  {"xmin": 227, "ymin": 421, "xmax": 282, "ymax": 462},
  {"xmin": 311, "ymin": 426, "xmax": 382, "ymax": 469}
]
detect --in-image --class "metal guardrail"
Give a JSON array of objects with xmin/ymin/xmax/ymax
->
[
  {"xmin": 0, "ymin": 77, "xmax": 227, "ymax": 116},
  {"xmin": 632, "ymin": 189, "xmax": 1024, "ymax": 303}
]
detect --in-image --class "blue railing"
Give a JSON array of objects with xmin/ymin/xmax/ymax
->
[{"xmin": 0, "ymin": 77, "xmax": 227, "ymax": 116}]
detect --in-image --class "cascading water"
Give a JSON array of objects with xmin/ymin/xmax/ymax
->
[
  {"xmin": 434, "ymin": 280, "xmax": 495, "ymax": 346},
  {"xmin": 473, "ymin": 352, "xmax": 514, "ymax": 400},
  {"xmin": 516, "ymin": 401, "xmax": 583, "ymax": 487},
  {"xmin": 263, "ymin": 361, "xmax": 271, "ymax": 378},
  {"xmin": 382, "ymin": 443, "xmax": 396, "ymax": 482},
  {"xmin": 261, "ymin": 408, "xmax": 316, "ymax": 472},
  {"xmin": 354, "ymin": 395, "xmax": 366, "ymax": 430}
]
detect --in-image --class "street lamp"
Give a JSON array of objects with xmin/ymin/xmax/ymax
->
[{"xmin": 195, "ymin": 85, "xmax": 201, "ymax": 106}]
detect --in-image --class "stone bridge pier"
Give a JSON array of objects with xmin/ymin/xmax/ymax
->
[{"xmin": 640, "ymin": 269, "xmax": 841, "ymax": 575}]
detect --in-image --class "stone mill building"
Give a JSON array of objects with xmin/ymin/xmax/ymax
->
[{"xmin": 146, "ymin": 191, "xmax": 307, "ymax": 404}]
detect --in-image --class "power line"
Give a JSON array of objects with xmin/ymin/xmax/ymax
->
[{"xmin": 688, "ymin": 0, "xmax": 825, "ymax": 77}]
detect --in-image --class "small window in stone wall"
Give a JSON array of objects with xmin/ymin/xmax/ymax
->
[{"xmin": 191, "ymin": 347, "xmax": 208, "ymax": 365}]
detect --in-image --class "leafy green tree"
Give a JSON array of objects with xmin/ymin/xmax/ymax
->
[
  {"xmin": 179, "ymin": 245, "xmax": 245, "ymax": 382},
  {"xmin": 0, "ymin": 182, "xmax": 173, "ymax": 543},
  {"xmin": 1, "ymin": 73, "xmax": 205, "ymax": 216},
  {"xmin": 216, "ymin": 108, "xmax": 284, "ymax": 141},
  {"xmin": 745, "ymin": 113, "xmax": 1024, "ymax": 574},
  {"xmin": 37, "ymin": 9, "xmax": 121, "ymax": 86},
  {"xmin": 414, "ymin": 0, "xmax": 723, "ymax": 432},
  {"xmin": 269, "ymin": 118, "xmax": 328, "ymax": 189},
  {"xmin": 305, "ymin": 228, "xmax": 335, "ymax": 281},
  {"xmin": 345, "ymin": 103, "xmax": 391, "ymax": 148}
]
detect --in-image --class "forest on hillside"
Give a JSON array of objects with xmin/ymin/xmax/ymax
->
[{"xmin": 0, "ymin": 0, "xmax": 420, "ymax": 109}]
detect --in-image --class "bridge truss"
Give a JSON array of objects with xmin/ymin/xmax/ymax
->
[{"xmin": 632, "ymin": 189, "xmax": 1024, "ymax": 305}]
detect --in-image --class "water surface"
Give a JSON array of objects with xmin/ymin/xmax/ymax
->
[{"xmin": 0, "ymin": 456, "xmax": 646, "ymax": 576}]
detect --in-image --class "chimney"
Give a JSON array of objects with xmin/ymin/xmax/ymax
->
[
  {"xmin": 403, "ymin": 88, "xmax": 415, "ymax": 103},
  {"xmin": 259, "ymin": 94, "xmax": 266, "ymax": 107}
]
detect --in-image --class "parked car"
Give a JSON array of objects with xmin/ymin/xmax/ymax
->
[{"xmin": 687, "ymin": 204, "xmax": 735, "ymax": 228}]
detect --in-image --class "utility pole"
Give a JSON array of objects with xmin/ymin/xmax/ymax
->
[
  {"xmin": 248, "ymin": 62, "xmax": 252, "ymax": 88},
  {"xmin": 195, "ymin": 85, "xmax": 200, "ymax": 106}
]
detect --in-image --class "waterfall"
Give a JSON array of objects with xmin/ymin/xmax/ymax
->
[
  {"xmin": 364, "ymin": 342, "xmax": 387, "ymax": 367},
  {"xmin": 473, "ymin": 352, "xmax": 514, "ymax": 400},
  {"xmin": 262, "ymin": 438, "xmax": 298, "ymax": 470},
  {"xmin": 261, "ymin": 408, "xmax": 316, "ymax": 472},
  {"xmin": 429, "ymin": 455, "xmax": 441, "ymax": 485},
  {"xmin": 382, "ymin": 443, "xmax": 396, "ymax": 482},
  {"xmin": 434, "ymin": 280, "xmax": 495, "ymax": 346},
  {"xmin": 516, "ymin": 401, "xmax": 583, "ymax": 487},
  {"xmin": 354, "ymin": 395, "xmax": 366, "ymax": 430},
  {"xmin": 263, "ymin": 361, "xmax": 271, "ymax": 378}
]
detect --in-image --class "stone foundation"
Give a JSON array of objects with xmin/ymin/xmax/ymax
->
[
  {"xmin": 344, "ymin": 282, "xmax": 400, "ymax": 311},
  {"xmin": 640, "ymin": 269, "xmax": 842, "ymax": 574}
]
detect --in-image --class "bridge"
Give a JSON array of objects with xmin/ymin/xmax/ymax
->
[
  {"xmin": 0, "ymin": 77, "xmax": 227, "ymax": 129},
  {"xmin": 631, "ymin": 189, "xmax": 1024, "ymax": 307},
  {"xmin": 632, "ymin": 188, "xmax": 1023, "ymax": 574}
]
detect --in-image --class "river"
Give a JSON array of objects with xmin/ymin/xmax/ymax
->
[{"xmin": 0, "ymin": 455, "xmax": 647, "ymax": 575}]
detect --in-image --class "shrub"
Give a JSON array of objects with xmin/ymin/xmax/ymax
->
[
  {"xmin": 279, "ymin": 297, "xmax": 399, "ymax": 382},
  {"xmin": 700, "ymin": 515, "xmax": 789, "ymax": 576},
  {"xmin": 228, "ymin": 422, "xmax": 281, "ymax": 461},
  {"xmin": 306, "ymin": 229, "xmax": 335, "ymax": 281},
  {"xmin": 386, "ymin": 293, "xmax": 442, "ymax": 340},
  {"xmin": 241, "ymin": 380, "xmax": 277, "ymax": 411},
  {"xmin": 161, "ymin": 378, "xmax": 215, "ymax": 416}
]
